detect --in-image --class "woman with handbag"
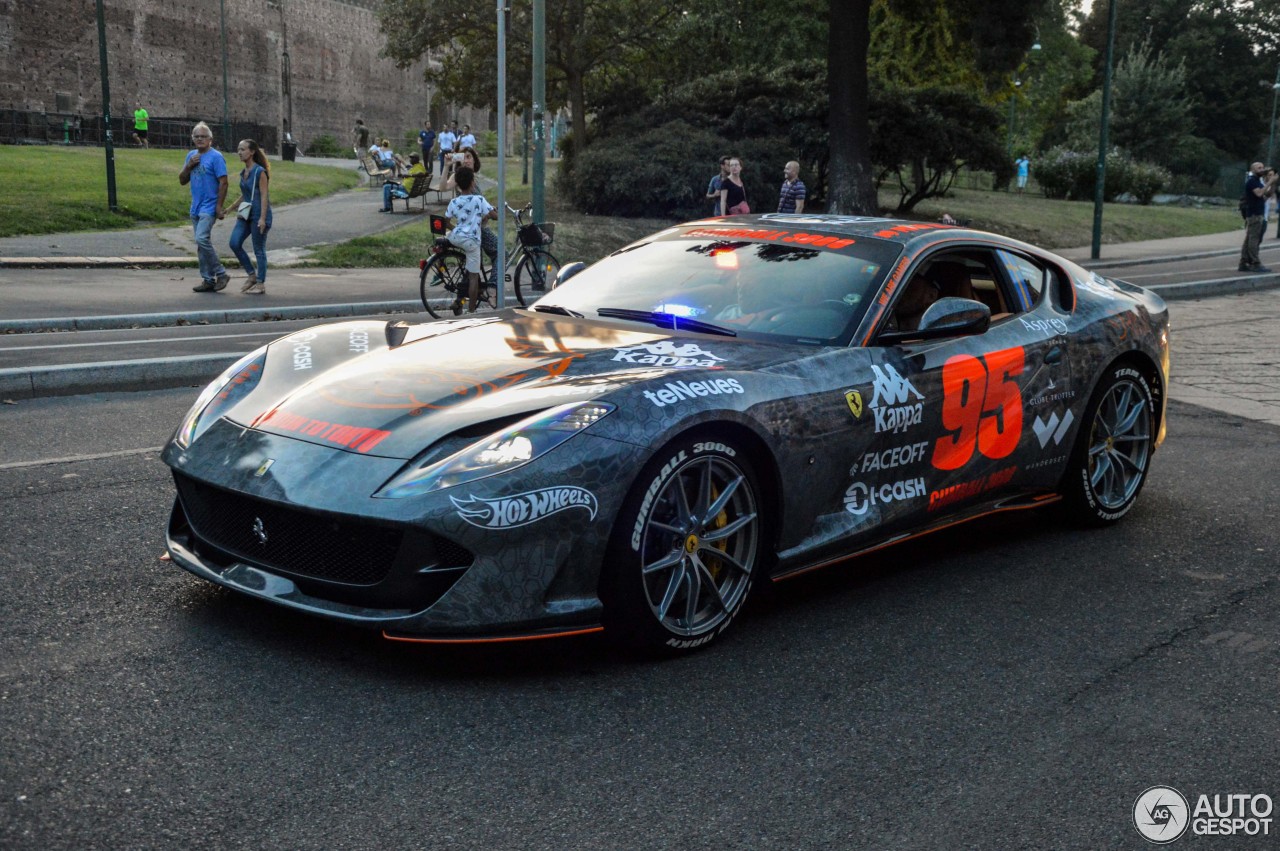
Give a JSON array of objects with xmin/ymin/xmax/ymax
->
[
  {"xmin": 718, "ymin": 157, "xmax": 750, "ymax": 216},
  {"xmin": 223, "ymin": 139, "xmax": 273, "ymax": 295}
]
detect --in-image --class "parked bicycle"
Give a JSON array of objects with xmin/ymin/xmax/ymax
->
[{"xmin": 418, "ymin": 203, "xmax": 561, "ymax": 318}]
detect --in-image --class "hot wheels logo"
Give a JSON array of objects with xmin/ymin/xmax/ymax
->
[{"xmin": 451, "ymin": 486, "xmax": 598, "ymax": 529}]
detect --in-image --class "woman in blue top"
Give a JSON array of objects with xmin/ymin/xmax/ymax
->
[{"xmin": 224, "ymin": 139, "xmax": 273, "ymax": 294}]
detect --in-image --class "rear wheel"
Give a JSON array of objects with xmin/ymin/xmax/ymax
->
[
  {"xmin": 602, "ymin": 435, "xmax": 763, "ymax": 654},
  {"xmin": 1060, "ymin": 363, "xmax": 1155, "ymax": 525},
  {"xmin": 514, "ymin": 249, "xmax": 560, "ymax": 306},
  {"xmin": 419, "ymin": 250, "xmax": 466, "ymax": 319}
]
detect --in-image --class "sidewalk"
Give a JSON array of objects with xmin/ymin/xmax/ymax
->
[{"xmin": 3, "ymin": 199, "xmax": 1279, "ymax": 399}]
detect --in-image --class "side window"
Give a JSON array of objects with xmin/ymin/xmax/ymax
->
[{"xmin": 995, "ymin": 250, "xmax": 1047, "ymax": 312}]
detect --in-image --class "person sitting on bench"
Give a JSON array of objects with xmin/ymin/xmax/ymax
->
[{"xmin": 379, "ymin": 154, "xmax": 428, "ymax": 212}]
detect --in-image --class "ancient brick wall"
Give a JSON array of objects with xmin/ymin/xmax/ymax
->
[{"xmin": 0, "ymin": 0, "xmax": 490, "ymax": 152}]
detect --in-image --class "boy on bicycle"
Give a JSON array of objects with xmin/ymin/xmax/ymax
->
[{"xmin": 445, "ymin": 167, "xmax": 497, "ymax": 313}]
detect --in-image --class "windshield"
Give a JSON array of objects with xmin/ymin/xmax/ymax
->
[{"xmin": 534, "ymin": 227, "xmax": 902, "ymax": 346}]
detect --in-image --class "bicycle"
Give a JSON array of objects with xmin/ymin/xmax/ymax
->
[{"xmin": 418, "ymin": 202, "xmax": 561, "ymax": 318}]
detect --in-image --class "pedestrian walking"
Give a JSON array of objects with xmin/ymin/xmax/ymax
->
[
  {"xmin": 353, "ymin": 119, "xmax": 370, "ymax": 164},
  {"xmin": 706, "ymin": 155, "xmax": 730, "ymax": 216},
  {"xmin": 719, "ymin": 157, "xmax": 749, "ymax": 215},
  {"xmin": 1239, "ymin": 161, "xmax": 1275, "ymax": 272},
  {"xmin": 223, "ymin": 139, "xmax": 273, "ymax": 295},
  {"xmin": 1015, "ymin": 154, "xmax": 1031, "ymax": 193},
  {"xmin": 418, "ymin": 120, "xmax": 436, "ymax": 176},
  {"xmin": 131, "ymin": 102, "xmax": 149, "ymax": 148},
  {"xmin": 778, "ymin": 160, "xmax": 806, "ymax": 214},
  {"xmin": 179, "ymin": 122, "xmax": 230, "ymax": 293},
  {"xmin": 458, "ymin": 124, "xmax": 477, "ymax": 151}
]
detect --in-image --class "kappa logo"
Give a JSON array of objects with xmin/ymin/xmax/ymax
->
[
  {"xmin": 451, "ymin": 486, "xmax": 598, "ymax": 529},
  {"xmin": 613, "ymin": 340, "xmax": 725, "ymax": 368},
  {"xmin": 1032, "ymin": 410, "xmax": 1075, "ymax": 448},
  {"xmin": 869, "ymin": 364, "xmax": 924, "ymax": 434}
]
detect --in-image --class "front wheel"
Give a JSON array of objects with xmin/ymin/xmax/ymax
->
[
  {"xmin": 1060, "ymin": 363, "xmax": 1155, "ymax": 526},
  {"xmin": 419, "ymin": 250, "xmax": 468, "ymax": 319},
  {"xmin": 601, "ymin": 435, "xmax": 764, "ymax": 654},
  {"xmin": 514, "ymin": 249, "xmax": 561, "ymax": 306}
]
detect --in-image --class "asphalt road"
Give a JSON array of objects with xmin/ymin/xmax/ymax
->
[{"xmin": 1, "ymin": 360, "xmax": 1279, "ymax": 846}]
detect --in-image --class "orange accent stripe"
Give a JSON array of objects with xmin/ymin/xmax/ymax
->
[
  {"xmin": 772, "ymin": 495, "xmax": 1061, "ymax": 583},
  {"xmin": 381, "ymin": 626, "xmax": 605, "ymax": 645}
]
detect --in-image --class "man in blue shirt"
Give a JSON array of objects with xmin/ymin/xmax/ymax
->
[
  {"xmin": 1239, "ymin": 161, "xmax": 1275, "ymax": 272},
  {"xmin": 179, "ymin": 122, "xmax": 230, "ymax": 292},
  {"xmin": 1015, "ymin": 155, "xmax": 1031, "ymax": 193},
  {"xmin": 437, "ymin": 124, "xmax": 457, "ymax": 176},
  {"xmin": 418, "ymin": 120, "xmax": 436, "ymax": 176}
]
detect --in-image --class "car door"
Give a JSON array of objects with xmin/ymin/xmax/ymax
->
[{"xmin": 857, "ymin": 245, "xmax": 1071, "ymax": 528}]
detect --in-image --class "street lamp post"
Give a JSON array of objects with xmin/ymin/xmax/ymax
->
[
  {"xmin": 1091, "ymin": 0, "xmax": 1119, "ymax": 260},
  {"xmin": 1267, "ymin": 65, "xmax": 1280, "ymax": 166},
  {"xmin": 1006, "ymin": 77, "xmax": 1021, "ymax": 157}
]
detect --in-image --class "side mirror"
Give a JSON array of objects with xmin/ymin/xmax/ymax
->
[
  {"xmin": 553, "ymin": 262, "xmax": 587, "ymax": 290},
  {"xmin": 917, "ymin": 297, "xmax": 991, "ymax": 336},
  {"xmin": 878, "ymin": 297, "xmax": 990, "ymax": 344}
]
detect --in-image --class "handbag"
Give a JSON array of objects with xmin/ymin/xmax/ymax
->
[{"xmin": 237, "ymin": 166, "xmax": 258, "ymax": 221}]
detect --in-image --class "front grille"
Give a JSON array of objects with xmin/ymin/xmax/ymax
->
[{"xmin": 174, "ymin": 473, "xmax": 403, "ymax": 586}]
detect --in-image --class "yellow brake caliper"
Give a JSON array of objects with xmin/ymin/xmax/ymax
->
[{"xmin": 705, "ymin": 484, "xmax": 729, "ymax": 579}]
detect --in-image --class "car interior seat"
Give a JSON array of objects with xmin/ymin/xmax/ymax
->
[{"xmin": 927, "ymin": 260, "xmax": 976, "ymax": 301}]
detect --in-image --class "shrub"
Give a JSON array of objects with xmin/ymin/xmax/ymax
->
[
  {"xmin": 561, "ymin": 118, "xmax": 785, "ymax": 219},
  {"xmin": 1127, "ymin": 161, "xmax": 1170, "ymax": 204},
  {"xmin": 1036, "ymin": 146, "xmax": 1134, "ymax": 202},
  {"xmin": 306, "ymin": 133, "xmax": 350, "ymax": 158}
]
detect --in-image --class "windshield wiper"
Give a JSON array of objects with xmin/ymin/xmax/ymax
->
[
  {"xmin": 531, "ymin": 304, "xmax": 584, "ymax": 317},
  {"xmin": 595, "ymin": 307, "xmax": 737, "ymax": 337}
]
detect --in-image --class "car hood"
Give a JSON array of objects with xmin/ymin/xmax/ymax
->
[{"xmin": 220, "ymin": 313, "xmax": 800, "ymax": 460}]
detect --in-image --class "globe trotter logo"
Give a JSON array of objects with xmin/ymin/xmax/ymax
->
[{"xmin": 1133, "ymin": 786, "xmax": 1189, "ymax": 844}]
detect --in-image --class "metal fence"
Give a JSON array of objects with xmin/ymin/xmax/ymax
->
[{"xmin": 0, "ymin": 110, "xmax": 278, "ymax": 152}]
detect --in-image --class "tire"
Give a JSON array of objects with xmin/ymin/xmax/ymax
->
[
  {"xmin": 514, "ymin": 249, "xmax": 560, "ymax": 306},
  {"xmin": 601, "ymin": 434, "xmax": 763, "ymax": 654},
  {"xmin": 1060, "ymin": 363, "xmax": 1155, "ymax": 526},
  {"xmin": 420, "ymin": 250, "xmax": 466, "ymax": 319}
]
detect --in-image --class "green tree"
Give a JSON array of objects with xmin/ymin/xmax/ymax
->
[
  {"xmin": 1061, "ymin": 39, "xmax": 1204, "ymax": 173},
  {"xmin": 826, "ymin": 0, "xmax": 1049, "ymax": 213},
  {"xmin": 377, "ymin": 0, "xmax": 680, "ymax": 148},
  {"xmin": 1078, "ymin": 0, "xmax": 1267, "ymax": 160},
  {"xmin": 868, "ymin": 86, "xmax": 1008, "ymax": 212}
]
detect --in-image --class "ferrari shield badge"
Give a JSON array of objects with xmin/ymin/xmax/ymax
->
[{"xmin": 845, "ymin": 390, "xmax": 864, "ymax": 419}]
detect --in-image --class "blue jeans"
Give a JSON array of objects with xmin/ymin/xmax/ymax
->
[
  {"xmin": 229, "ymin": 218, "xmax": 270, "ymax": 282},
  {"xmin": 191, "ymin": 214, "xmax": 226, "ymax": 282},
  {"xmin": 382, "ymin": 182, "xmax": 408, "ymax": 210}
]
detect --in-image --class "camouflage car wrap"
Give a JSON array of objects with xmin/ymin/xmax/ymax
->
[{"xmin": 162, "ymin": 215, "xmax": 1170, "ymax": 643}]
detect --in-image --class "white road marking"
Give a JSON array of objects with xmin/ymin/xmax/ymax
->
[
  {"xmin": 0, "ymin": 330, "xmax": 282, "ymax": 352},
  {"xmin": 0, "ymin": 446, "xmax": 165, "ymax": 470}
]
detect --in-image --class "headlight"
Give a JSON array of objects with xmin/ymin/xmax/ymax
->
[
  {"xmin": 174, "ymin": 347, "xmax": 268, "ymax": 449},
  {"xmin": 374, "ymin": 402, "xmax": 614, "ymax": 499}
]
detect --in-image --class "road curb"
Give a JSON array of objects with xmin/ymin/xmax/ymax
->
[
  {"xmin": 1150, "ymin": 273, "xmax": 1280, "ymax": 299},
  {"xmin": 0, "ymin": 352, "xmax": 240, "ymax": 399},
  {"xmin": 1077, "ymin": 242, "xmax": 1280, "ymax": 271},
  {"xmin": 0, "ymin": 299, "xmax": 423, "ymax": 334}
]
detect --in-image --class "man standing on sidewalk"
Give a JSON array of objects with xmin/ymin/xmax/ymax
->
[
  {"xmin": 1239, "ymin": 161, "xmax": 1275, "ymax": 273},
  {"xmin": 179, "ymin": 122, "xmax": 230, "ymax": 292}
]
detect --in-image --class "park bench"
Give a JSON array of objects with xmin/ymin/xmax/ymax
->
[
  {"xmin": 361, "ymin": 153, "xmax": 393, "ymax": 185},
  {"xmin": 396, "ymin": 173, "xmax": 443, "ymax": 212}
]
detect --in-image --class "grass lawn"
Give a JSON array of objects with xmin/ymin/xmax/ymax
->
[
  {"xmin": 0, "ymin": 145, "xmax": 359, "ymax": 238},
  {"xmin": 896, "ymin": 186, "xmax": 1240, "ymax": 249}
]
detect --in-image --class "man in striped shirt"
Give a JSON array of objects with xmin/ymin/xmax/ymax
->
[{"xmin": 778, "ymin": 161, "xmax": 806, "ymax": 214}]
